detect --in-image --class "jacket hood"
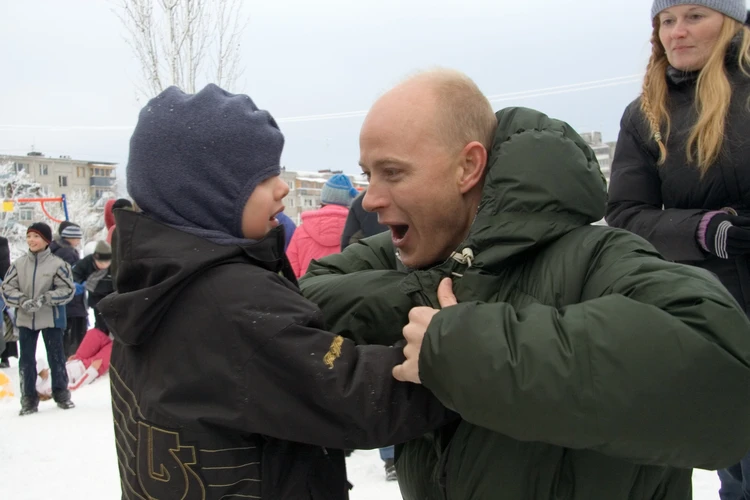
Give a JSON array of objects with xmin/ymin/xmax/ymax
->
[
  {"xmin": 399, "ymin": 106, "xmax": 607, "ymax": 306},
  {"xmin": 97, "ymin": 210, "xmax": 290, "ymax": 346},
  {"xmin": 461, "ymin": 107, "xmax": 606, "ymax": 271},
  {"xmin": 300, "ymin": 205, "xmax": 350, "ymax": 247},
  {"xmin": 104, "ymin": 199, "xmax": 116, "ymax": 230}
]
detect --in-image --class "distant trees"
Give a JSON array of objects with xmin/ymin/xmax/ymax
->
[{"xmin": 116, "ymin": 0, "xmax": 248, "ymax": 100}]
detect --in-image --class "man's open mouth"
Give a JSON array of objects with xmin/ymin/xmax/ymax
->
[{"xmin": 391, "ymin": 224, "xmax": 409, "ymax": 242}]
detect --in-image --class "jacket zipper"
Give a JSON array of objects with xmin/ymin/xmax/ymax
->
[{"xmin": 31, "ymin": 253, "xmax": 38, "ymax": 331}]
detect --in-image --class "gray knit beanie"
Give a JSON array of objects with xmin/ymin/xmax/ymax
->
[{"xmin": 652, "ymin": 0, "xmax": 747, "ymax": 22}]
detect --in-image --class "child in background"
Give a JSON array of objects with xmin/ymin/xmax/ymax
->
[
  {"xmin": 36, "ymin": 326, "xmax": 112, "ymax": 398},
  {"xmin": 1, "ymin": 222, "xmax": 75, "ymax": 415}
]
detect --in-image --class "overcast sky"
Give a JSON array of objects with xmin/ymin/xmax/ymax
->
[{"xmin": 0, "ymin": 0, "xmax": 657, "ymax": 190}]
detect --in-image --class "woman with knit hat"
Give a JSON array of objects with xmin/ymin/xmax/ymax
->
[
  {"xmin": 606, "ymin": 1, "xmax": 750, "ymax": 497},
  {"xmin": 1, "ymin": 222, "xmax": 75, "ymax": 415},
  {"xmin": 286, "ymin": 173, "xmax": 358, "ymax": 278}
]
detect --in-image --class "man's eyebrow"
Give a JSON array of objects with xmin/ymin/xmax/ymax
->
[{"xmin": 369, "ymin": 157, "xmax": 410, "ymax": 169}]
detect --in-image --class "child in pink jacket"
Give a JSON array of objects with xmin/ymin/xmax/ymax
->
[{"xmin": 287, "ymin": 174, "xmax": 358, "ymax": 278}]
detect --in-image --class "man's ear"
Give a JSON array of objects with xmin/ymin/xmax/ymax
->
[{"xmin": 458, "ymin": 141, "xmax": 488, "ymax": 194}]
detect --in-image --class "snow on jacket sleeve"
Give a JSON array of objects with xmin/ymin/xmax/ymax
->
[
  {"xmin": 1, "ymin": 263, "xmax": 26, "ymax": 307},
  {"xmin": 418, "ymin": 229, "xmax": 750, "ymax": 470},
  {"xmin": 606, "ymin": 105, "xmax": 706, "ymax": 261},
  {"xmin": 211, "ymin": 270, "xmax": 456, "ymax": 450}
]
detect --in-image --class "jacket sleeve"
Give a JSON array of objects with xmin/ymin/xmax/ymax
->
[
  {"xmin": 285, "ymin": 229, "xmax": 303, "ymax": 278},
  {"xmin": 45, "ymin": 263, "xmax": 75, "ymax": 305},
  {"xmin": 1, "ymin": 264, "xmax": 26, "ymax": 307},
  {"xmin": 340, "ymin": 197, "xmax": 363, "ymax": 251},
  {"xmin": 300, "ymin": 232, "xmax": 413, "ymax": 346},
  {"xmin": 214, "ymin": 273, "xmax": 456, "ymax": 450},
  {"xmin": 72, "ymin": 258, "xmax": 91, "ymax": 283},
  {"xmin": 605, "ymin": 106, "xmax": 706, "ymax": 261},
  {"xmin": 419, "ymin": 230, "xmax": 750, "ymax": 470}
]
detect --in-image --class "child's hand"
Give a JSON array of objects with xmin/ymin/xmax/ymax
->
[
  {"xmin": 91, "ymin": 359, "xmax": 102, "ymax": 371},
  {"xmin": 21, "ymin": 299, "xmax": 40, "ymax": 313}
]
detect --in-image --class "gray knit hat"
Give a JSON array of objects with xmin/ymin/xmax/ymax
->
[
  {"xmin": 651, "ymin": 0, "xmax": 747, "ymax": 22},
  {"xmin": 60, "ymin": 223, "xmax": 83, "ymax": 239}
]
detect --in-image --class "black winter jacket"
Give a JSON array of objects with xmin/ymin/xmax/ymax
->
[
  {"xmin": 49, "ymin": 238, "xmax": 86, "ymax": 318},
  {"xmin": 607, "ymin": 52, "xmax": 750, "ymax": 314},
  {"xmin": 72, "ymin": 255, "xmax": 113, "ymax": 311},
  {"xmin": 98, "ymin": 210, "xmax": 454, "ymax": 500},
  {"xmin": 340, "ymin": 192, "xmax": 387, "ymax": 251}
]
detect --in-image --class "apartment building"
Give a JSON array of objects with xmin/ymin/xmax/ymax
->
[{"xmin": 0, "ymin": 151, "xmax": 117, "ymax": 201}]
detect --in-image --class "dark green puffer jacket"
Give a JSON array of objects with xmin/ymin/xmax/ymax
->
[{"xmin": 300, "ymin": 107, "xmax": 750, "ymax": 500}]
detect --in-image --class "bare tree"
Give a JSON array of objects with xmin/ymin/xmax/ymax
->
[{"xmin": 115, "ymin": 0, "xmax": 247, "ymax": 100}]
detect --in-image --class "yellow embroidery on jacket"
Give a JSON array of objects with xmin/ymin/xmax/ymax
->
[{"xmin": 324, "ymin": 335, "xmax": 344, "ymax": 369}]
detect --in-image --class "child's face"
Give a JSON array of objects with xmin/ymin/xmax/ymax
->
[
  {"xmin": 240, "ymin": 176, "xmax": 289, "ymax": 240},
  {"xmin": 26, "ymin": 232, "xmax": 47, "ymax": 253}
]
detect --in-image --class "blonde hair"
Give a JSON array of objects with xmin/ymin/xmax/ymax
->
[
  {"xmin": 407, "ymin": 69, "xmax": 497, "ymax": 152},
  {"xmin": 641, "ymin": 17, "xmax": 750, "ymax": 175}
]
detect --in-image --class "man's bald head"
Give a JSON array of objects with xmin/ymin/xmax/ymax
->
[{"xmin": 375, "ymin": 69, "xmax": 497, "ymax": 153}]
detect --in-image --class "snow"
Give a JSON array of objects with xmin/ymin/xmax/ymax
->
[{"xmin": 0, "ymin": 352, "xmax": 723, "ymax": 499}]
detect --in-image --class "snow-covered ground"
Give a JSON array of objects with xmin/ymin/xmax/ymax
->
[{"xmin": 0, "ymin": 354, "xmax": 722, "ymax": 499}]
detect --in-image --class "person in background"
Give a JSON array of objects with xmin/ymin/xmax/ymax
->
[
  {"xmin": 606, "ymin": 1, "xmax": 750, "ymax": 497},
  {"xmin": 105, "ymin": 198, "xmax": 133, "ymax": 244},
  {"xmin": 0, "ymin": 235, "xmax": 16, "ymax": 368},
  {"xmin": 2, "ymin": 222, "xmax": 75, "ymax": 415},
  {"xmin": 286, "ymin": 173, "xmax": 358, "ymax": 278},
  {"xmin": 35, "ymin": 326, "xmax": 112, "ymax": 399},
  {"xmin": 340, "ymin": 189, "xmax": 388, "ymax": 251},
  {"xmin": 73, "ymin": 241, "xmax": 113, "ymax": 333},
  {"xmin": 50, "ymin": 222, "xmax": 87, "ymax": 357},
  {"xmin": 276, "ymin": 211, "xmax": 296, "ymax": 251}
]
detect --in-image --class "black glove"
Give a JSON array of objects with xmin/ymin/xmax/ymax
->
[{"xmin": 704, "ymin": 213, "xmax": 750, "ymax": 259}]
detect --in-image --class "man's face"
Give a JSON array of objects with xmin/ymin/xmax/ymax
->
[{"xmin": 359, "ymin": 88, "xmax": 474, "ymax": 269}]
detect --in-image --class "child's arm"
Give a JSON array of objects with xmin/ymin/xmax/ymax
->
[
  {"xmin": 215, "ymin": 273, "xmax": 456, "ymax": 451},
  {"xmin": 41, "ymin": 263, "xmax": 75, "ymax": 306},
  {"xmin": 1, "ymin": 264, "xmax": 27, "ymax": 307}
]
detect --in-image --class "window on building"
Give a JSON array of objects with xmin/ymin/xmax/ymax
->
[
  {"xmin": 39, "ymin": 164, "xmax": 48, "ymax": 176},
  {"xmin": 289, "ymin": 199, "xmax": 295, "ymax": 207},
  {"xmin": 77, "ymin": 167, "xmax": 86, "ymax": 177},
  {"xmin": 13, "ymin": 163, "xmax": 28, "ymax": 174},
  {"xmin": 58, "ymin": 176, "xmax": 68, "ymax": 187},
  {"xmin": 19, "ymin": 209, "xmax": 33, "ymax": 222}
]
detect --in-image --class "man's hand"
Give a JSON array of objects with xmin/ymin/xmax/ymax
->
[{"xmin": 393, "ymin": 277, "xmax": 457, "ymax": 384}]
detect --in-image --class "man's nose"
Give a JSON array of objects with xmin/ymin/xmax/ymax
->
[{"xmin": 362, "ymin": 184, "xmax": 386, "ymax": 213}]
